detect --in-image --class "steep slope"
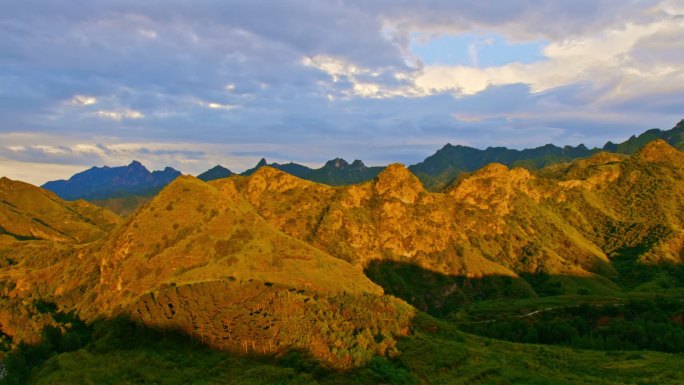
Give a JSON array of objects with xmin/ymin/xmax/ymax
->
[
  {"xmin": 0, "ymin": 177, "xmax": 120, "ymax": 243},
  {"xmin": 42, "ymin": 160, "xmax": 181, "ymax": 200},
  {"xmin": 0, "ymin": 178, "xmax": 121, "ymax": 347},
  {"xmin": 55, "ymin": 175, "xmax": 411, "ymax": 367},
  {"xmin": 196, "ymin": 165, "xmax": 233, "ymax": 182},
  {"xmin": 235, "ymin": 165, "xmax": 610, "ymax": 281},
  {"xmin": 89, "ymin": 195, "xmax": 153, "ymax": 217},
  {"xmin": 0, "ymin": 173, "xmax": 414, "ymax": 369},
  {"xmin": 92, "ymin": 175, "xmax": 381, "ymax": 305},
  {"xmin": 547, "ymin": 141, "xmax": 684, "ymax": 288}
]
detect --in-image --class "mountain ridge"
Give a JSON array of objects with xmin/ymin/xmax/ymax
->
[
  {"xmin": 42, "ymin": 160, "xmax": 181, "ymax": 200},
  {"xmin": 2, "ymin": 138, "xmax": 684, "ymax": 379},
  {"xmin": 38, "ymin": 120, "xmax": 684, "ymax": 206}
]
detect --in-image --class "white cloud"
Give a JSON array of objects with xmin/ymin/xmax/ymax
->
[
  {"xmin": 97, "ymin": 109, "xmax": 144, "ymax": 120},
  {"xmin": 414, "ymin": 18, "xmax": 684, "ymax": 99},
  {"xmin": 206, "ymin": 102, "xmax": 237, "ymax": 110},
  {"xmin": 69, "ymin": 94, "xmax": 97, "ymax": 106},
  {"xmin": 309, "ymin": 15, "xmax": 684, "ymax": 105},
  {"xmin": 138, "ymin": 29, "xmax": 158, "ymax": 39},
  {"xmin": 304, "ymin": 55, "xmax": 422, "ymax": 99}
]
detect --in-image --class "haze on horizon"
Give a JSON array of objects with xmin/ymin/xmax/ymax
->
[{"xmin": 1, "ymin": 0, "xmax": 683, "ymax": 184}]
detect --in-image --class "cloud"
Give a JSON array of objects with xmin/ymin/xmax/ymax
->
[
  {"xmin": 0, "ymin": 0, "xmax": 682, "ymax": 185},
  {"xmin": 97, "ymin": 109, "xmax": 144, "ymax": 120},
  {"xmin": 199, "ymin": 101, "xmax": 237, "ymax": 111},
  {"xmin": 69, "ymin": 95, "xmax": 97, "ymax": 106}
]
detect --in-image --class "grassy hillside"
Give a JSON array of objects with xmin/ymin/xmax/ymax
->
[
  {"xmin": 2, "ymin": 139, "xmax": 684, "ymax": 383},
  {"xmin": 1, "ymin": 175, "xmax": 415, "ymax": 369},
  {"xmin": 89, "ymin": 195, "xmax": 153, "ymax": 217},
  {"xmin": 0, "ymin": 177, "xmax": 120, "ymax": 243}
]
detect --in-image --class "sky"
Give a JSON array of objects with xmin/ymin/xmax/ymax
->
[{"xmin": 1, "ymin": 0, "xmax": 683, "ymax": 185}]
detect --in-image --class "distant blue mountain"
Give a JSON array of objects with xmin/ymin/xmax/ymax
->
[
  {"xmin": 197, "ymin": 165, "xmax": 234, "ymax": 182},
  {"xmin": 409, "ymin": 119, "xmax": 684, "ymax": 191},
  {"xmin": 306, "ymin": 158, "xmax": 384, "ymax": 185},
  {"xmin": 43, "ymin": 120, "xmax": 684, "ymax": 200},
  {"xmin": 42, "ymin": 161, "xmax": 181, "ymax": 200}
]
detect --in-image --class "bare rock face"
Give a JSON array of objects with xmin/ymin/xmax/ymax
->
[
  {"xmin": 373, "ymin": 163, "xmax": 424, "ymax": 204},
  {"xmin": 447, "ymin": 163, "xmax": 539, "ymax": 216}
]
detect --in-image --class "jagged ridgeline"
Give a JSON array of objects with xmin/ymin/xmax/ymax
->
[
  {"xmin": 1, "ymin": 137, "xmax": 684, "ymax": 375},
  {"xmin": 409, "ymin": 119, "xmax": 684, "ymax": 191},
  {"xmin": 39, "ymin": 120, "xmax": 684, "ymax": 214},
  {"xmin": 224, "ymin": 140, "xmax": 684, "ymax": 312}
]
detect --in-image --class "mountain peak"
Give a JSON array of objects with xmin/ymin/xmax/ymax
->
[
  {"xmin": 634, "ymin": 139, "xmax": 681, "ymax": 163},
  {"xmin": 42, "ymin": 161, "xmax": 180, "ymax": 200},
  {"xmin": 374, "ymin": 163, "xmax": 424, "ymax": 203},
  {"xmin": 350, "ymin": 159, "xmax": 366, "ymax": 168},
  {"xmin": 325, "ymin": 158, "xmax": 350, "ymax": 169},
  {"xmin": 197, "ymin": 165, "xmax": 234, "ymax": 182},
  {"xmin": 256, "ymin": 158, "xmax": 268, "ymax": 167},
  {"xmin": 674, "ymin": 119, "xmax": 684, "ymax": 132},
  {"xmin": 251, "ymin": 165, "xmax": 288, "ymax": 179},
  {"xmin": 128, "ymin": 160, "xmax": 147, "ymax": 170},
  {"xmin": 476, "ymin": 162, "xmax": 509, "ymax": 176}
]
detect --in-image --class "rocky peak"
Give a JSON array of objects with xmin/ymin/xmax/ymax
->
[
  {"xmin": 325, "ymin": 158, "xmax": 350, "ymax": 169},
  {"xmin": 447, "ymin": 163, "xmax": 538, "ymax": 215},
  {"xmin": 126, "ymin": 160, "xmax": 149, "ymax": 173},
  {"xmin": 473, "ymin": 162, "xmax": 509, "ymax": 177},
  {"xmin": 0, "ymin": 177, "xmax": 20, "ymax": 193},
  {"xmin": 350, "ymin": 159, "xmax": 366, "ymax": 169},
  {"xmin": 634, "ymin": 140, "xmax": 681, "ymax": 163},
  {"xmin": 246, "ymin": 166, "xmax": 316, "ymax": 202},
  {"xmin": 373, "ymin": 163, "xmax": 424, "ymax": 204},
  {"xmin": 675, "ymin": 119, "xmax": 684, "ymax": 132},
  {"xmin": 251, "ymin": 165, "xmax": 286, "ymax": 179}
]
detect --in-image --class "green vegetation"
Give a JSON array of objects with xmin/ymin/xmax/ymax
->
[
  {"xmin": 461, "ymin": 298, "xmax": 684, "ymax": 353},
  {"xmin": 365, "ymin": 261, "xmax": 534, "ymax": 316},
  {"xmin": 4, "ymin": 312, "xmax": 684, "ymax": 385}
]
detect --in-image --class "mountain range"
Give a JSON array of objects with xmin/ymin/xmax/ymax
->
[
  {"xmin": 40, "ymin": 120, "xmax": 684, "ymax": 208},
  {"xmin": 2, "ymin": 131, "xmax": 684, "ymax": 383},
  {"xmin": 42, "ymin": 160, "xmax": 181, "ymax": 200}
]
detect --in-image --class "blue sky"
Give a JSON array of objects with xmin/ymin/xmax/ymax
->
[
  {"xmin": 410, "ymin": 33, "xmax": 548, "ymax": 67},
  {"xmin": 1, "ymin": 0, "xmax": 683, "ymax": 184}
]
